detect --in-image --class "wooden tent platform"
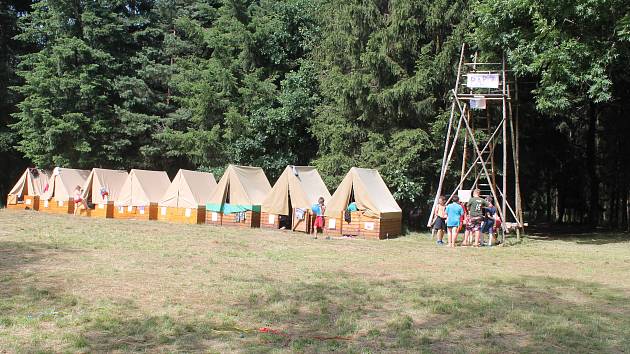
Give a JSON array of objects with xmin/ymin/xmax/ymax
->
[
  {"xmin": 39, "ymin": 198, "xmax": 75, "ymax": 214},
  {"xmin": 325, "ymin": 211, "xmax": 401, "ymax": 239},
  {"xmin": 158, "ymin": 206, "xmax": 206, "ymax": 224},
  {"xmin": 112, "ymin": 204, "xmax": 158, "ymax": 220},
  {"xmin": 206, "ymin": 210, "xmax": 261, "ymax": 228},
  {"xmin": 6, "ymin": 195, "xmax": 40, "ymax": 211},
  {"xmin": 260, "ymin": 211, "xmax": 280, "ymax": 229},
  {"xmin": 78, "ymin": 202, "xmax": 114, "ymax": 218},
  {"xmin": 261, "ymin": 209, "xmax": 312, "ymax": 233}
]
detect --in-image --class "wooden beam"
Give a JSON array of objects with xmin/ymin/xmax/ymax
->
[{"xmin": 427, "ymin": 43, "xmax": 466, "ymax": 228}]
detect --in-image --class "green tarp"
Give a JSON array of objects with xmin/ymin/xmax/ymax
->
[{"xmin": 205, "ymin": 203, "xmax": 261, "ymax": 214}]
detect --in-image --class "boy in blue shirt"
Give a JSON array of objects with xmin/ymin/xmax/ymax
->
[{"xmin": 446, "ymin": 196, "xmax": 464, "ymax": 247}]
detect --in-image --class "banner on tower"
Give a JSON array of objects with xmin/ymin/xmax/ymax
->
[{"xmin": 466, "ymin": 74, "xmax": 499, "ymax": 88}]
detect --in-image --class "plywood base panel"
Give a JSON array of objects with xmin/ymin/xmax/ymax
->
[
  {"xmin": 292, "ymin": 209, "xmax": 312, "ymax": 233},
  {"xmin": 324, "ymin": 211, "xmax": 401, "ymax": 239},
  {"xmin": 260, "ymin": 212, "xmax": 281, "ymax": 229},
  {"xmin": 222, "ymin": 211, "xmax": 261, "ymax": 228},
  {"xmin": 6, "ymin": 195, "xmax": 40, "ymax": 211},
  {"xmin": 158, "ymin": 206, "xmax": 205, "ymax": 224},
  {"xmin": 261, "ymin": 210, "xmax": 311, "ymax": 233},
  {"xmin": 39, "ymin": 198, "xmax": 74, "ymax": 214},
  {"xmin": 206, "ymin": 210, "xmax": 261, "ymax": 228},
  {"xmin": 79, "ymin": 202, "xmax": 114, "ymax": 218},
  {"xmin": 112, "ymin": 204, "xmax": 158, "ymax": 220},
  {"xmin": 205, "ymin": 210, "xmax": 223, "ymax": 226}
]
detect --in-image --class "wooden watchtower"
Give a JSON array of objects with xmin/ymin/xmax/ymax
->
[{"xmin": 428, "ymin": 44, "xmax": 525, "ymax": 241}]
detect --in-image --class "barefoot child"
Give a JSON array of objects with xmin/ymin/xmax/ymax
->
[
  {"xmin": 432, "ymin": 196, "xmax": 447, "ymax": 245},
  {"xmin": 311, "ymin": 197, "xmax": 326, "ymax": 239},
  {"xmin": 446, "ymin": 196, "xmax": 464, "ymax": 247},
  {"xmin": 73, "ymin": 185, "xmax": 88, "ymax": 216}
]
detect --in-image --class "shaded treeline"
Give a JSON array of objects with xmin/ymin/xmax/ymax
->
[{"xmin": 1, "ymin": 0, "xmax": 629, "ymax": 229}]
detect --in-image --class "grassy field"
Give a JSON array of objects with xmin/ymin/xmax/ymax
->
[{"xmin": 0, "ymin": 209, "xmax": 629, "ymax": 353}]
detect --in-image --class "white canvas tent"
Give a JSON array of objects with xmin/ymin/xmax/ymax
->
[
  {"xmin": 8, "ymin": 168, "xmax": 50, "ymax": 197},
  {"xmin": 262, "ymin": 166, "xmax": 330, "ymax": 216},
  {"xmin": 325, "ymin": 167, "xmax": 401, "ymax": 220},
  {"xmin": 159, "ymin": 169, "xmax": 216, "ymax": 208},
  {"xmin": 81, "ymin": 168, "xmax": 129, "ymax": 204},
  {"xmin": 206, "ymin": 165, "xmax": 271, "ymax": 212},
  {"xmin": 42, "ymin": 167, "xmax": 91, "ymax": 200},
  {"xmin": 116, "ymin": 169, "xmax": 171, "ymax": 206}
]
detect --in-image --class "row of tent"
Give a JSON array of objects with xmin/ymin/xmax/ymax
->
[{"xmin": 6, "ymin": 165, "xmax": 402, "ymax": 239}]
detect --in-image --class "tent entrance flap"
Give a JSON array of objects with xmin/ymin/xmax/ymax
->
[{"xmin": 279, "ymin": 193, "xmax": 292, "ymax": 229}]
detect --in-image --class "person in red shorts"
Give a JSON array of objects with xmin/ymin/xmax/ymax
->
[
  {"xmin": 73, "ymin": 185, "xmax": 88, "ymax": 216},
  {"xmin": 311, "ymin": 197, "xmax": 326, "ymax": 239}
]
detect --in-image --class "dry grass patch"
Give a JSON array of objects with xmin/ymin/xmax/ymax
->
[{"xmin": 0, "ymin": 209, "xmax": 629, "ymax": 353}]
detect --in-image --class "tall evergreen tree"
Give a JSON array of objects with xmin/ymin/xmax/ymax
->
[
  {"xmin": 160, "ymin": 0, "xmax": 320, "ymax": 179},
  {"xmin": 311, "ymin": 0, "xmax": 470, "ymax": 210},
  {"xmin": 475, "ymin": 0, "xmax": 630, "ymax": 226},
  {"xmin": 0, "ymin": 0, "xmax": 31, "ymax": 205},
  {"xmin": 12, "ymin": 0, "xmax": 155, "ymax": 169}
]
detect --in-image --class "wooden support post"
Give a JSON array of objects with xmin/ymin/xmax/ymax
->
[
  {"xmin": 454, "ymin": 96, "xmax": 507, "ymax": 231},
  {"xmin": 501, "ymin": 54, "xmax": 509, "ymax": 244},
  {"xmin": 461, "ymin": 115, "xmax": 468, "ymax": 186},
  {"xmin": 514, "ymin": 76, "xmax": 524, "ymax": 233},
  {"xmin": 443, "ymin": 109, "xmax": 504, "ymax": 205},
  {"xmin": 427, "ymin": 43, "xmax": 466, "ymax": 227},
  {"xmin": 507, "ymin": 85, "xmax": 521, "ymax": 241}
]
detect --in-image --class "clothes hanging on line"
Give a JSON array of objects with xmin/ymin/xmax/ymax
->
[{"xmin": 235, "ymin": 211, "xmax": 246, "ymax": 222}]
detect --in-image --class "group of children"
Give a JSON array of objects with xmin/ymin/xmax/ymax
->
[{"xmin": 432, "ymin": 188, "xmax": 501, "ymax": 247}]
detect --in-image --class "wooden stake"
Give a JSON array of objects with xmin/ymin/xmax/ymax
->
[
  {"xmin": 454, "ymin": 96, "xmax": 507, "ymax": 231},
  {"xmin": 501, "ymin": 54, "xmax": 509, "ymax": 244}
]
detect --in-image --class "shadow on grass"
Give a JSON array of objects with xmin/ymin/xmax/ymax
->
[
  {"xmin": 526, "ymin": 232, "xmax": 629, "ymax": 245},
  {"xmin": 0, "ymin": 241, "xmax": 45, "ymax": 271},
  {"xmin": 524, "ymin": 224, "xmax": 629, "ymax": 245},
  {"xmin": 1, "ymin": 238, "xmax": 628, "ymax": 352},
  {"xmin": 4, "ymin": 274, "xmax": 622, "ymax": 353}
]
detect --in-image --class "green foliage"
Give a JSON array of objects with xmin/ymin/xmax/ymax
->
[
  {"xmin": 474, "ymin": 0, "xmax": 628, "ymax": 114},
  {"xmin": 2, "ymin": 0, "xmax": 630, "ymax": 225},
  {"xmin": 311, "ymin": 0, "xmax": 469, "ymax": 208}
]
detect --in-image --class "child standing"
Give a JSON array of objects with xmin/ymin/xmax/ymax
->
[
  {"xmin": 432, "ymin": 196, "xmax": 447, "ymax": 245},
  {"xmin": 481, "ymin": 196, "xmax": 497, "ymax": 246},
  {"xmin": 73, "ymin": 185, "xmax": 87, "ymax": 216},
  {"xmin": 466, "ymin": 188, "xmax": 489, "ymax": 247},
  {"xmin": 311, "ymin": 197, "xmax": 326, "ymax": 239},
  {"xmin": 446, "ymin": 196, "xmax": 464, "ymax": 247}
]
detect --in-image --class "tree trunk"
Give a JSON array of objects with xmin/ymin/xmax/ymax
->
[{"xmin": 586, "ymin": 103, "xmax": 599, "ymax": 225}]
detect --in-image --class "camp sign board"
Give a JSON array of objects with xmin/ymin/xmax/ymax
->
[{"xmin": 466, "ymin": 74, "xmax": 500, "ymax": 89}]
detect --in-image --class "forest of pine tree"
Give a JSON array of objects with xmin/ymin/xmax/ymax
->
[{"xmin": 1, "ymin": 0, "xmax": 629, "ymax": 229}]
